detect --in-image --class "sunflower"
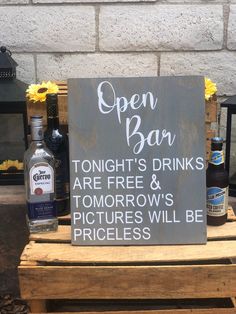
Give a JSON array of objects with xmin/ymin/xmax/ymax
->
[
  {"xmin": 205, "ymin": 77, "xmax": 217, "ymax": 101},
  {"xmin": 26, "ymin": 81, "xmax": 59, "ymax": 103},
  {"xmin": 0, "ymin": 160, "xmax": 23, "ymax": 171}
]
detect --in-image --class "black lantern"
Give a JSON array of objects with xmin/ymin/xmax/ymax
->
[
  {"xmin": 221, "ymin": 96, "xmax": 236, "ymax": 196},
  {"xmin": 0, "ymin": 46, "xmax": 28, "ymax": 185}
]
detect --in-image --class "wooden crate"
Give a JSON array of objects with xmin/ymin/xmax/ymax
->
[
  {"xmin": 205, "ymin": 96, "xmax": 218, "ymax": 161},
  {"xmin": 26, "ymin": 81, "xmax": 218, "ymax": 160},
  {"xmin": 18, "ymin": 208, "xmax": 236, "ymax": 314}
]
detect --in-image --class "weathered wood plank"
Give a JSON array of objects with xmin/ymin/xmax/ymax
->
[
  {"xmin": 29, "ymin": 221, "xmax": 236, "ymax": 243},
  {"xmin": 38, "ymin": 311, "xmax": 236, "ymax": 314},
  {"xmin": 228, "ymin": 207, "xmax": 236, "ymax": 221},
  {"xmin": 20, "ymin": 240, "xmax": 236, "ymax": 264},
  {"xmin": 207, "ymin": 222, "xmax": 236, "ymax": 239},
  {"xmin": 28, "ymin": 299, "xmax": 47, "ymax": 313},
  {"xmin": 205, "ymin": 98, "xmax": 217, "ymax": 123},
  {"xmin": 18, "ymin": 264, "xmax": 236, "ymax": 299},
  {"xmin": 30, "ymin": 225, "xmax": 70, "ymax": 242},
  {"xmin": 206, "ymin": 130, "xmax": 216, "ymax": 161},
  {"xmin": 231, "ymin": 297, "xmax": 236, "ymax": 308}
]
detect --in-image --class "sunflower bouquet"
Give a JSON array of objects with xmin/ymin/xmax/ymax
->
[
  {"xmin": 26, "ymin": 81, "xmax": 59, "ymax": 103},
  {"xmin": 26, "ymin": 81, "xmax": 60, "ymax": 124}
]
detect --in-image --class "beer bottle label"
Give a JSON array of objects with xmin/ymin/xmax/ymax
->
[
  {"xmin": 207, "ymin": 186, "xmax": 228, "ymax": 217},
  {"xmin": 209, "ymin": 150, "xmax": 224, "ymax": 165}
]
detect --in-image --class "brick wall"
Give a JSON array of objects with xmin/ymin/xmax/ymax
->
[{"xmin": 0, "ymin": 0, "xmax": 234, "ymax": 98}]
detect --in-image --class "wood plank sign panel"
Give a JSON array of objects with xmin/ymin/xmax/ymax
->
[{"xmin": 68, "ymin": 76, "xmax": 206, "ymax": 245}]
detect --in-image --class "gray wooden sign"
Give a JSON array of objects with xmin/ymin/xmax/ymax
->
[{"xmin": 68, "ymin": 76, "xmax": 206, "ymax": 245}]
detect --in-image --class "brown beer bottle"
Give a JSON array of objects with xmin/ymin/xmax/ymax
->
[{"xmin": 206, "ymin": 137, "xmax": 229, "ymax": 226}]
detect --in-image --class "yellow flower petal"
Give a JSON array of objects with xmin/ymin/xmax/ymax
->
[
  {"xmin": 205, "ymin": 77, "xmax": 217, "ymax": 101},
  {"xmin": 0, "ymin": 160, "xmax": 23, "ymax": 171},
  {"xmin": 26, "ymin": 81, "xmax": 59, "ymax": 103}
]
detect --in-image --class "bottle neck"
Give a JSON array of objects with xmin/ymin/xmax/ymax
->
[
  {"xmin": 47, "ymin": 116, "xmax": 59, "ymax": 130},
  {"xmin": 46, "ymin": 96, "xmax": 59, "ymax": 130},
  {"xmin": 31, "ymin": 125, "xmax": 44, "ymax": 142}
]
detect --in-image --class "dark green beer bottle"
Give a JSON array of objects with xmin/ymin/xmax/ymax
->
[{"xmin": 44, "ymin": 94, "xmax": 70, "ymax": 216}]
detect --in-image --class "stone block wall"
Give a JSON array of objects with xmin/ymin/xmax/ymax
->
[
  {"xmin": 0, "ymin": 0, "xmax": 235, "ymax": 137},
  {"xmin": 0, "ymin": 0, "xmax": 233, "ymax": 98}
]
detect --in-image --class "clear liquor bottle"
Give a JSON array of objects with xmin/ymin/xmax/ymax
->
[{"xmin": 24, "ymin": 116, "xmax": 58, "ymax": 233}]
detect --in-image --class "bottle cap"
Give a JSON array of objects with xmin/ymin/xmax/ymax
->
[
  {"xmin": 30, "ymin": 116, "xmax": 43, "ymax": 141},
  {"xmin": 211, "ymin": 137, "xmax": 224, "ymax": 144}
]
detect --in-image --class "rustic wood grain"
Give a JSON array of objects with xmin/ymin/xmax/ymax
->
[
  {"xmin": 30, "ymin": 225, "xmax": 70, "ymax": 243},
  {"xmin": 206, "ymin": 129, "xmax": 216, "ymax": 161},
  {"xmin": 205, "ymin": 95, "xmax": 218, "ymax": 161},
  {"xmin": 205, "ymin": 98, "xmax": 218, "ymax": 123},
  {"xmin": 35, "ymin": 311, "xmax": 236, "ymax": 314},
  {"xmin": 207, "ymin": 221, "xmax": 236, "ymax": 239},
  {"xmin": 28, "ymin": 300, "xmax": 46, "ymax": 313},
  {"xmin": 231, "ymin": 297, "xmax": 236, "ymax": 308},
  {"xmin": 228, "ymin": 207, "xmax": 236, "ymax": 221},
  {"xmin": 18, "ymin": 264, "xmax": 236, "ymax": 299},
  {"xmin": 20, "ymin": 240, "xmax": 236, "ymax": 264},
  {"xmin": 206, "ymin": 130, "xmax": 215, "ymax": 141}
]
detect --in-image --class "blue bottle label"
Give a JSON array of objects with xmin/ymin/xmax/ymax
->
[
  {"xmin": 207, "ymin": 187, "xmax": 228, "ymax": 217},
  {"xmin": 209, "ymin": 150, "xmax": 224, "ymax": 166},
  {"xmin": 27, "ymin": 201, "xmax": 57, "ymax": 220}
]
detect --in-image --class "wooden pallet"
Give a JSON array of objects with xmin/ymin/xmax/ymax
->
[{"xmin": 18, "ymin": 208, "xmax": 236, "ymax": 314}]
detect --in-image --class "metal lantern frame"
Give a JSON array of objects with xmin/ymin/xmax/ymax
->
[
  {"xmin": 0, "ymin": 46, "xmax": 17, "ymax": 79},
  {"xmin": 0, "ymin": 47, "xmax": 28, "ymax": 185}
]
